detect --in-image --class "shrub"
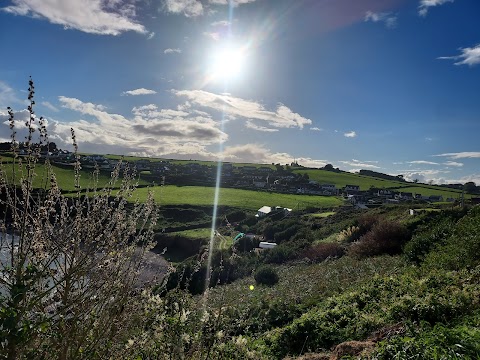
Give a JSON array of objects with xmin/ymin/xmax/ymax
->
[
  {"xmin": 348, "ymin": 220, "xmax": 410, "ymax": 258},
  {"xmin": 0, "ymin": 79, "xmax": 158, "ymax": 359},
  {"xmin": 370, "ymin": 320, "xmax": 480, "ymax": 359},
  {"xmin": 233, "ymin": 234, "xmax": 258, "ymax": 252},
  {"xmin": 264, "ymin": 238, "xmax": 310, "ymax": 264},
  {"xmin": 254, "ymin": 265, "xmax": 279, "ymax": 286},
  {"xmin": 423, "ymin": 206, "xmax": 480, "ymax": 270},
  {"xmin": 404, "ymin": 217, "xmax": 456, "ymax": 264},
  {"xmin": 337, "ymin": 225, "xmax": 361, "ymax": 243},
  {"xmin": 303, "ymin": 242, "xmax": 345, "ymax": 262}
]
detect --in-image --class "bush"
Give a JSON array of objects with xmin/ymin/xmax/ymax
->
[
  {"xmin": 423, "ymin": 206, "xmax": 480, "ymax": 270},
  {"xmin": 303, "ymin": 242, "xmax": 345, "ymax": 262},
  {"xmin": 264, "ymin": 238, "xmax": 310, "ymax": 264},
  {"xmin": 371, "ymin": 320, "xmax": 480, "ymax": 359},
  {"xmin": 254, "ymin": 265, "xmax": 279, "ymax": 286},
  {"xmin": 348, "ymin": 220, "xmax": 410, "ymax": 258},
  {"xmin": 404, "ymin": 217, "xmax": 456, "ymax": 264}
]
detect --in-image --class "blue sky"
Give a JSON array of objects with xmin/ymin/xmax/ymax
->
[{"xmin": 0, "ymin": 0, "xmax": 479, "ymax": 184}]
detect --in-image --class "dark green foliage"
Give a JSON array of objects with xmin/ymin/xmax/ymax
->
[
  {"xmin": 304, "ymin": 242, "xmax": 345, "ymax": 262},
  {"xmin": 163, "ymin": 249, "xmax": 259, "ymax": 295},
  {"xmin": 233, "ymin": 235, "xmax": 255, "ymax": 252},
  {"xmin": 348, "ymin": 220, "xmax": 410, "ymax": 258},
  {"xmin": 404, "ymin": 217, "xmax": 456, "ymax": 264},
  {"xmin": 254, "ymin": 265, "xmax": 279, "ymax": 286},
  {"xmin": 256, "ymin": 218, "xmax": 299, "ymax": 242},
  {"xmin": 264, "ymin": 238, "xmax": 310, "ymax": 264},
  {"xmin": 423, "ymin": 206, "xmax": 480, "ymax": 271},
  {"xmin": 371, "ymin": 317, "xmax": 480, "ymax": 359},
  {"xmin": 266, "ymin": 268, "xmax": 480, "ymax": 358},
  {"xmin": 273, "ymin": 224, "xmax": 301, "ymax": 243}
]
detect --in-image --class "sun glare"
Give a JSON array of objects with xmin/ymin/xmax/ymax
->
[{"xmin": 209, "ymin": 45, "xmax": 247, "ymax": 81}]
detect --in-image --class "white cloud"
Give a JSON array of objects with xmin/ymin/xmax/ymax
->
[
  {"xmin": 364, "ymin": 11, "xmax": 397, "ymax": 29},
  {"xmin": 209, "ymin": 0, "xmax": 257, "ymax": 6},
  {"xmin": 163, "ymin": 0, "xmax": 204, "ymax": 17},
  {"xmin": 439, "ymin": 44, "xmax": 480, "ymax": 67},
  {"xmin": 340, "ymin": 159, "xmax": 380, "ymax": 169},
  {"xmin": 24, "ymin": 96, "xmax": 228, "ymax": 158},
  {"xmin": 147, "ymin": 32, "xmax": 155, "ymax": 40},
  {"xmin": 2, "ymin": 0, "xmax": 147, "ymax": 35},
  {"xmin": 164, "ymin": 48, "xmax": 182, "ymax": 54},
  {"xmin": 222, "ymin": 143, "xmax": 329, "ymax": 168},
  {"xmin": 245, "ymin": 121, "xmax": 278, "ymax": 132},
  {"xmin": 418, "ymin": 0, "xmax": 454, "ymax": 16},
  {"xmin": 310, "ymin": 127, "xmax": 322, "ymax": 132},
  {"xmin": 163, "ymin": 0, "xmax": 257, "ymax": 17},
  {"xmin": 173, "ymin": 89, "xmax": 312, "ymax": 129},
  {"xmin": 122, "ymin": 88, "xmax": 157, "ymax": 96},
  {"xmin": 210, "ymin": 20, "xmax": 230, "ymax": 27},
  {"xmin": 434, "ymin": 152, "xmax": 480, "ymax": 159},
  {"xmin": 407, "ymin": 160, "xmax": 439, "ymax": 165},
  {"xmin": 444, "ymin": 161, "xmax": 464, "ymax": 167},
  {"xmin": 0, "ymin": 81, "xmax": 21, "ymax": 107},
  {"xmin": 203, "ymin": 31, "xmax": 221, "ymax": 41},
  {"xmin": 41, "ymin": 101, "xmax": 59, "ymax": 112},
  {"xmin": 344, "ymin": 131, "xmax": 357, "ymax": 138}
]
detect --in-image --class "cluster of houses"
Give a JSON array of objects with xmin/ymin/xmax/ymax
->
[
  {"xmin": 344, "ymin": 186, "xmax": 451, "ymax": 204},
  {"xmin": 29, "ymin": 152, "xmax": 457, "ymax": 203}
]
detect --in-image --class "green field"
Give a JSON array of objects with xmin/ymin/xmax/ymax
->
[
  {"xmin": 0, "ymin": 161, "xmax": 151, "ymax": 191},
  {"xmin": 294, "ymin": 169, "xmax": 466, "ymax": 199},
  {"xmin": 309, "ymin": 211, "xmax": 336, "ymax": 218},
  {"xmin": 131, "ymin": 185, "xmax": 343, "ymax": 210}
]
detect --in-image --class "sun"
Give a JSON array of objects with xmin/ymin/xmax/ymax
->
[{"xmin": 209, "ymin": 45, "xmax": 247, "ymax": 81}]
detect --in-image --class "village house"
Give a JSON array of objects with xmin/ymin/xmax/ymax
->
[
  {"xmin": 344, "ymin": 185, "xmax": 360, "ymax": 194},
  {"xmin": 256, "ymin": 206, "xmax": 272, "ymax": 218}
]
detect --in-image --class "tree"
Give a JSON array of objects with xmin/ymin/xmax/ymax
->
[{"xmin": 464, "ymin": 181, "xmax": 477, "ymax": 194}]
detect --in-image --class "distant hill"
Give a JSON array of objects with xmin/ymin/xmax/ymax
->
[{"xmin": 293, "ymin": 168, "xmax": 467, "ymax": 199}]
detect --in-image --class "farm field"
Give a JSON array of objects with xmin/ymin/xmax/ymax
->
[
  {"xmin": 0, "ymin": 161, "xmax": 151, "ymax": 191},
  {"xmin": 131, "ymin": 185, "xmax": 343, "ymax": 210}
]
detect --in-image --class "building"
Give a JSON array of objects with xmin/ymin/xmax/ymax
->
[{"xmin": 256, "ymin": 206, "xmax": 272, "ymax": 218}]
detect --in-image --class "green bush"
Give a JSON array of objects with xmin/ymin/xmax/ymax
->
[
  {"xmin": 404, "ymin": 217, "xmax": 456, "ymax": 264},
  {"xmin": 265, "ymin": 268, "xmax": 480, "ymax": 358},
  {"xmin": 423, "ymin": 206, "xmax": 480, "ymax": 271},
  {"xmin": 370, "ymin": 318, "xmax": 480, "ymax": 359},
  {"xmin": 254, "ymin": 265, "xmax": 279, "ymax": 286},
  {"xmin": 264, "ymin": 238, "xmax": 310, "ymax": 264}
]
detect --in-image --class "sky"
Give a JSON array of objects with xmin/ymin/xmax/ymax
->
[{"xmin": 0, "ymin": 0, "xmax": 479, "ymax": 185}]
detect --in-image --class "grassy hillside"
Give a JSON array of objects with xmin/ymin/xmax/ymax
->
[
  {"xmin": 0, "ymin": 161, "xmax": 151, "ymax": 191},
  {"xmin": 294, "ymin": 169, "xmax": 466, "ymax": 199},
  {"xmin": 131, "ymin": 185, "xmax": 343, "ymax": 210}
]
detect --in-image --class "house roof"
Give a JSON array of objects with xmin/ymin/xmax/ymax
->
[{"xmin": 257, "ymin": 206, "xmax": 272, "ymax": 214}]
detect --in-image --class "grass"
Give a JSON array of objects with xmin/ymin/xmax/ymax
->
[
  {"xmin": 172, "ymin": 228, "xmax": 212, "ymax": 239},
  {"xmin": 309, "ymin": 211, "xmax": 336, "ymax": 218},
  {"xmin": 0, "ymin": 161, "xmax": 151, "ymax": 191},
  {"xmin": 130, "ymin": 185, "xmax": 344, "ymax": 210}
]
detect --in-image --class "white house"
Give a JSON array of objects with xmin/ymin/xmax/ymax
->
[
  {"xmin": 259, "ymin": 242, "xmax": 277, "ymax": 249},
  {"xmin": 256, "ymin": 206, "xmax": 272, "ymax": 218}
]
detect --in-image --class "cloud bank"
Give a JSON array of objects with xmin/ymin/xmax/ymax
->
[{"xmin": 2, "ymin": 0, "xmax": 147, "ymax": 35}]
